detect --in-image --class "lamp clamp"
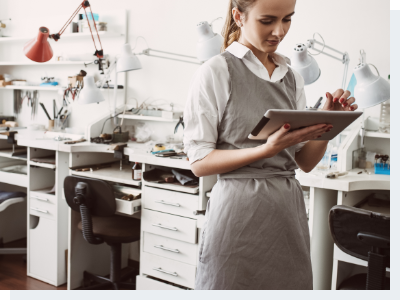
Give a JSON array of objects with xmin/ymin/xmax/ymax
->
[
  {"xmin": 82, "ymin": 1, "xmax": 90, "ymax": 8},
  {"xmin": 50, "ymin": 33, "xmax": 61, "ymax": 41}
]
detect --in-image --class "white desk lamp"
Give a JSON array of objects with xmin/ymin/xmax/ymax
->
[
  {"xmin": 291, "ymin": 33, "xmax": 350, "ymax": 90},
  {"xmin": 78, "ymin": 76, "xmax": 105, "ymax": 104},
  {"xmin": 134, "ymin": 19, "xmax": 223, "ymax": 64}
]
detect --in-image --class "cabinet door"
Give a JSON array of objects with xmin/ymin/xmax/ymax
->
[{"xmin": 29, "ymin": 217, "xmax": 57, "ymax": 285}]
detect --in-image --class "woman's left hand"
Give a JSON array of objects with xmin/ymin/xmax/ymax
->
[{"xmin": 322, "ymin": 89, "xmax": 358, "ymax": 112}]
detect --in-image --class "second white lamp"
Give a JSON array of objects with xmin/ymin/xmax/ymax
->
[{"xmin": 79, "ymin": 76, "xmax": 105, "ymax": 104}]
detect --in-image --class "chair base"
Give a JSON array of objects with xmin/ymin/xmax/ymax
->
[
  {"xmin": 79, "ymin": 268, "xmax": 137, "ymax": 290},
  {"xmin": 0, "ymin": 238, "xmax": 27, "ymax": 255}
]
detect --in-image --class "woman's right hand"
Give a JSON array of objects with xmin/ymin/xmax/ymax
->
[{"xmin": 260, "ymin": 123, "xmax": 333, "ymax": 158}]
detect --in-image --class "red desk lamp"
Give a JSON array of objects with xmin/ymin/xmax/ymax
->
[{"xmin": 24, "ymin": 0, "xmax": 104, "ymax": 63}]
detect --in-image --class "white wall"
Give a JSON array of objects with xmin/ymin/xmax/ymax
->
[{"xmin": 0, "ymin": 0, "xmax": 390, "ymax": 134}]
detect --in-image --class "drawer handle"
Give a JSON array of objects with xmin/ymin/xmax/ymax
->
[
  {"xmin": 155, "ymin": 200, "xmax": 181, "ymax": 207},
  {"xmin": 31, "ymin": 207, "xmax": 48, "ymax": 214},
  {"xmin": 152, "ymin": 223, "xmax": 178, "ymax": 231},
  {"xmin": 31, "ymin": 196, "xmax": 48, "ymax": 202},
  {"xmin": 154, "ymin": 245, "xmax": 180, "ymax": 253},
  {"xmin": 153, "ymin": 268, "xmax": 178, "ymax": 277}
]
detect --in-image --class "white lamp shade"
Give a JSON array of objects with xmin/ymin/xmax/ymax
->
[
  {"xmin": 116, "ymin": 43, "xmax": 142, "ymax": 73},
  {"xmin": 354, "ymin": 63, "xmax": 390, "ymax": 109},
  {"xmin": 78, "ymin": 76, "xmax": 105, "ymax": 104},
  {"xmin": 196, "ymin": 21, "xmax": 223, "ymax": 62},
  {"xmin": 291, "ymin": 43, "xmax": 321, "ymax": 85}
]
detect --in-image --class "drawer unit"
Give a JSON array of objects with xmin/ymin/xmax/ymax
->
[
  {"xmin": 143, "ymin": 186, "xmax": 199, "ymax": 218},
  {"xmin": 141, "ymin": 252, "xmax": 196, "ymax": 289},
  {"xmin": 136, "ymin": 275, "xmax": 185, "ymax": 290},
  {"xmin": 30, "ymin": 192, "xmax": 56, "ymax": 204},
  {"xmin": 30, "ymin": 198, "xmax": 56, "ymax": 220},
  {"xmin": 143, "ymin": 232, "xmax": 198, "ymax": 265},
  {"xmin": 142, "ymin": 209, "xmax": 197, "ymax": 244}
]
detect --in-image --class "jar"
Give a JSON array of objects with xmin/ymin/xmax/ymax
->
[{"xmin": 98, "ymin": 22, "xmax": 107, "ymax": 31}]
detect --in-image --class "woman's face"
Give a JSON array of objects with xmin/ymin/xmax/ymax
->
[{"xmin": 235, "ymin": 0, "xmax": 296, "ymax": 53}]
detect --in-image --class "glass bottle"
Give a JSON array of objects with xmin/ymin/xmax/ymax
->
[{"xmin": 132, "ymin": 162, "xmax": 142, "ymax": 181}]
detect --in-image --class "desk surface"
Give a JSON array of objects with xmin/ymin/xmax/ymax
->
[{"xmin": 296, "ymin": 168, "xmax": 390, "ymax": 192}]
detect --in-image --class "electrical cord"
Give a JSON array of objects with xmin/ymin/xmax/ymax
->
[{"xmin": 100, "ymin": 111, "xmax": 123, "ymax": 134}]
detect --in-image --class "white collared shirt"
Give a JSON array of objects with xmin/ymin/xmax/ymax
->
[{"xmin": 183, "ymin": 42, "xmax": 308, "ymax": 165}]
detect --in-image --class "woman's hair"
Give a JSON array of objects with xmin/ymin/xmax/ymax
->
[{"xmin": 221, "ymin": 0, "xmax": 258, "ymax": 50}]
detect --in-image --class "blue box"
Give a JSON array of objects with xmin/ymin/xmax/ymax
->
[{"xmin": 374, "ymin": 163, "xmax": 390, "ymax": 175}]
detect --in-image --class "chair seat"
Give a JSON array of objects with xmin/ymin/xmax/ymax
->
[
  {"xmin": 338, "ymin": 273, "xmax": 390, "ymax": 290},
  {"xmin": 78, "ymin": 215, "xmax": 141, "ymax": 244}
]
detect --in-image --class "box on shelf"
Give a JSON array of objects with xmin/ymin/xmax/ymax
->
[{"xmin": 68, "ymin": 75, "xmax": 84, "ymax": 88}]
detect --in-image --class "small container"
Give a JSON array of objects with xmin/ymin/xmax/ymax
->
[
  {"xmin": 374, "ymin": 163, "xmax": 390, "ymax": 175},
  {"xmin": 98, "ymin": 22, "xmax": 107, "ymax": 31},
  {"xmin": 48, "ymin": 120, "xmax": 54, "ymax": 131},
  {"xmin": 132, "ymin": 162, "xmax": 142, "ymax": 181}
]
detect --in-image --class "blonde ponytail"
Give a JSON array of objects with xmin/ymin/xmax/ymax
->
[{"xmin": 221, "ymin": 0, "xmax": 257, "ymax": 51}]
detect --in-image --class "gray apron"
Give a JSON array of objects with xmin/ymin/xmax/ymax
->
[{"xmin": 194, "ymin": 51, "xmax": 313, "ymax": 290}]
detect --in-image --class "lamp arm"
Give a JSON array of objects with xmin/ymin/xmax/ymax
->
[
  {"xmin": 50, "ymin": 1, "xmax": 104, "ymax": 59},
  {"xmin": 308, "ymin": 39, "xmax": 348, "ymax": 64},
  {"xmin": 308, "ymin": 38, "xmax": 350, "ymax": 89},
  {"xmin": 136, "ymin": 48, "xmax": 202, "ymax": 65}
]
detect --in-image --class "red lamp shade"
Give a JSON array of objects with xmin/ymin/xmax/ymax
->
[{"xmin": 24, "ymin": 27, "xmax": 53, "ymax": 63}]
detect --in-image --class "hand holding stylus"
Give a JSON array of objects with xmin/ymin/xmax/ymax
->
[{"xmin": 323, "ymin": 89, "xmax": 358, "ymax": 112}]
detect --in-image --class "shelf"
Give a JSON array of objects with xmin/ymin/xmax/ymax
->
[
  {"xmin": 0, "ymin": 31, "xmax": 123, "ymax": 44},
  {"xmin": 118, "ymin": 115, "xmax": 179, "ymax": 122},
  {"xmin": 0, "ymin": 85, "xmax": 123, "ymax": 91},
  {"xmin": 29, "ymin": 161, "xmax": 56, "ymax": 170},
  {"xmin": 365, "ymin": 131, "xmax": 390, "ymax": 138},
  {"xmin": 296, "ymin": 168, "xmax": 390, "ymax": 192},
  {"xmin": 0, "ymin": 61, "xmax": 93, "ymax": 66},
  {"xmin": 70, "ymin": 163, "xmax": 141, "ymax": 187},
  {"xmin": 1, "ymin": 86, "xmax": 64, "ymax": 91},
  {"xmin": 0, "ymin": 169, "xmax": 28, "ymax": 187},
  {"xmin": 0, "ymin": 148, "xmax": 27, "ymax": 160},
  {"xmin": 143, "ymin": 181, "xmax": 199, "ymax": 194},
  {"xmin": 340, "ymin": 130, "xmax": 390, "ymax": 139}
]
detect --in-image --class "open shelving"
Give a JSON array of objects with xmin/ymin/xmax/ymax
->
[
  {"xmin": 0, "ymin": 31, "xmax": 123, "ymax": 44},
  {"xmin": 70, "ymin": 162, "xmax": 141, "ymax": 187}
]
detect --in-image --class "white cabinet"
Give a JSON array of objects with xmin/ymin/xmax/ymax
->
[
  {"xmin": 138, "ymin": 163, "xmax": 216, "ymax": 290},
  {"xmin": 28, "ymin": 217, "xmax": 58, "ymax": 284},
  {"xmin": 27, "ymin": 149, "xmax": 69, "ymax": 286}
]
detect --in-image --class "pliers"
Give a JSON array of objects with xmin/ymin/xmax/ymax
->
[{"xmin": 174, "ymin": 116, "xmax": 184, "ymax": 134}]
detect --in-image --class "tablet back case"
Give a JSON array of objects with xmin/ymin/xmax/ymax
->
[{"xmin": 248, "ymin": 109, "xmax": 363, "ymax": 141}]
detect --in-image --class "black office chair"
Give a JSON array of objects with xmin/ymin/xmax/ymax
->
[
  {"xmin": 329, "ymin": 205, "xmax": 390, "ymax": 290},
  {"xmin": 64, "ymin": 176, "xmax": 141, "ymax": 290}
]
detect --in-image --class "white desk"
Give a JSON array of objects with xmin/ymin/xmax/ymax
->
[{"xmin": 296, "ymin": 169, "xmax": 390, "ymax": 290}]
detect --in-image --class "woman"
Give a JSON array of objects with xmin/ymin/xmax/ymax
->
[{"xmin": 183, "ymin": 0, "xmax": 358, "ymax": 290}]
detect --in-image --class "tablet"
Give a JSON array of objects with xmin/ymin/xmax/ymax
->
[{"xmin": 248, "ymin": 109, "xmax": 363, "ymax": 140}]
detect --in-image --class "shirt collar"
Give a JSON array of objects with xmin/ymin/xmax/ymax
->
[{"xmin": 225, "ymin": 41, "xmax": 289, "ymax": 69}]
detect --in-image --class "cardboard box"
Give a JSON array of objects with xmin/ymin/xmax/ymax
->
[{"xmin": 68, "ymin": 75, "xmax": 84, "ymax": 88}]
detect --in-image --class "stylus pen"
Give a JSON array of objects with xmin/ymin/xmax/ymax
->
[{"xmin": 313, "ymin": 97, "xmax": 323, "ymax": 109}]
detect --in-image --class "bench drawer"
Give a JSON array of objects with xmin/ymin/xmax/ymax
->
[
  {"xmin": 143, "ymin": 186, "xmax": 199, "ymax": 218},
  {"xmin": 142, "ymin": 209, "xmax": 197, "ymax": 244},
  {"xmin": 141, "ymin": 252, "xmax": 196, "ymax": 289},
  {"xmin": 143, "ymin": 232, "xmax": 197, "ymax": 265}
]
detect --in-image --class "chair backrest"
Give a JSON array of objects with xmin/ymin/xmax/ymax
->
[
  {"xmin": 329, "ymin": 205, "xmax": 390, "ymax": 267},
  {"xmin": 64, "ymin": 175, "xmax": 116, "ymax": 217}
]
